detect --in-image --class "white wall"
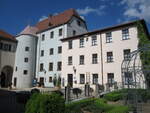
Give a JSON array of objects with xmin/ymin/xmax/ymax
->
[
  {"xmin": 36, "ymin": 16, "xmax": 88, "ymax": 87},
  {"xmin": 12, "ymin": 35, "xmax": 37, "ymax": 88},
  {"xmin": 61, "ymin": 25, "xmax": 142, "ymax": 89}
]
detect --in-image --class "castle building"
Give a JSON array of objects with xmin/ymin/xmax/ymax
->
[
  {"xmin": 61, "ymin": 20, "xmax": 149, "ymax": 89},
  {"xmin": 12, "ymin": 9, "xmax": 87, "ymax": 88}
]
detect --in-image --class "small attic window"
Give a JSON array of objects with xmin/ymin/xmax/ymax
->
[
  {"xmin": 49, "ymin": 22, "xmax": 52, "ymax": 26},
  {"xmin": 77, "ymin": 20, "xmax": 81, "ymax": 26}
]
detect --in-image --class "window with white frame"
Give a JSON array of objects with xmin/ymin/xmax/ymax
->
[
  {"xmin": 49, "ymin": 62, "xmax": 53, "ymax": 71},
  {"xmin": 91, "ymin": 35, "xmax": 97, "ymax": 46},
  {"xmin": 68, "ymin": 40, "xmax": 72, "ymax": 49},
  {"xmin": 42, "ymin": 34, "xmax": 45, "ymax": 41},
  {"xmin": 80, "ymin": 74, "xmax": 85, "ymax": 84},
  {"xmin": 92, "ymin": 54, "xmax": 98, "ymax": 64},
  {"xmin": 124, "ymin": 72, "xmax": 133, "ymax": 85},
  {"xmin": 50, "ymin": 48, "xmax": 54, "ymax": 55},
  {"xmin": 79, "ymin": 55, "xmax": 84, "ymax": 65},
  {"xmin": 68, "ymin": 56, "xmax": 72, "ymax": 65},
  {"xmin": 123, "ymin": 49, "xmax": 131, "ymax": 61},
  {"xmin": 107, "ymin": 73, "xmax": 114, "ymax": 86},
  {"xmin": 57, "ymin": 61, "xmax": 62, "ymax": 71},
  {"xmin": 59, "ymin": 28, "xmax": 63, "ymax": 36},
  {"xmin": 79, "ymin": 38, "xmax": 84, "ymax": 48},
  {"xmin": 40, "ymin": 63, "xmax": 44, "ymax": 71},
  {"xmin": 50, "ymin": 31, "xmax": 54, "ymax": 38},
  {"xmin": 41, "ymin": 50, "xmax": 44, "ymax": 56},
  {"xmin": 93, "ymin": 74, "xmax": 98, "ymax": 84},
  {"xmin": 107, "ymin": 52, "xmax": 113, "ymax": 62},
  {"xmin": 122, "ymin": 28, "xmax": 129, "ymax": 40},
  {"xmin": 106, "ymin": 32, "xmax": 112, "ymax": 43}
]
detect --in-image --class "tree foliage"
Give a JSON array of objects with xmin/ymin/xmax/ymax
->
[
  {"xmin": 137, "ymin": 21, "xmax": 150, "ymax": 88},
  {"xmin": 25, "ymin": 93, "xmax": 65, "ymax": 113}
]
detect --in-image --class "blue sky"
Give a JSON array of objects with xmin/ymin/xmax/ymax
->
[{"xmin": 0, "ymin": 0, "xmax": 150, "ymax": 35}]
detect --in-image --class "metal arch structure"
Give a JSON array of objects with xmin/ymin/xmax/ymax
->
[{"xmin": 121, "ymin": 44, "xmax": 150, "ymax": 113}]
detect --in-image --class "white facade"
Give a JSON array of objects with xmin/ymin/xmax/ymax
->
[
  {"xmin": 36, "ymin": 17, "xmax": 87, "ymax": 87},
  {"xmin": 12, "ymin": 34, "xmax": 37, "ymax": 88},
  {"xmin": 61, "ymin": 24, "xmax": 146, "ymax": 89}
]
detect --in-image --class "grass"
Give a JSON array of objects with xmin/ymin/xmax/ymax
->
[{"xmin": 65, "ymin": 98, "xmax": 129, "ymax": 113}]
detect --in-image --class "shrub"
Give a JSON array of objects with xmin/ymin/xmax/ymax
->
[
  {"xmin": 25, "ymin": 92, "xmax": 65, "ymax": 113},
  {"xmin": 104, "ymin": 91, "xmax": 123, "ymax": 101}
]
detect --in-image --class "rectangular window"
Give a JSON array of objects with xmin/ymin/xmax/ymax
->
[
  {"xmin": 40, "ymin": 63, "xmax": 44, "ymax": 71},
  {"xmin": 92, "ymin": 35, "xmax": 97, "ymax": 46},
  {"xmin": 49, "ymin": 62, "xmax": 53, "ymax": 71},
  {"xmin": 68, "ymin": 56, "xmax": 72, "ymax": 65},
  {"xmin": 24, "ymin": 57, "xmax": 28, "ymax": 62},
  {"xmin": 0, "ymin": 43, "xmax": 3, "ymax": 50},
  {"xmin": 41, "ymin": 50, "xmax": 44, "ymax": 56},
  {"xmin": 122, "ymin": 28, "xmax": 129, "ymax": 40},
  {"xmin": 93, "ymin": 74, "xmax": 98, "ymax": 84},
  {"xmin": 68, "ymin": 40, "xmax": 72, "ymax": 49},
  {"xmin": 80, "ymin": 74, "xmax": 85, "ymax": 84},
  {"xmin": 23, "ymin": 70, "xmax": 28, "ymax": 75},
  {"xmin": 49, "ymin": 77, "xmax": 53, "ymax": 83},
  {"xmin": 73, "ymin": 30, "xmax": 76, "ymax": 36},
  {"xmin": 58, "ymin": 46, "xmax": 62, "ymax": 54},
  {"xmin": 79, "ymin": 55, "xmax": 84, "ymax": 65},
  {"xmin": 42, "ymin": 34, "xmax": 45, "ymax": 41},
  {"xmin": 107, "ymin": 73, "xmax": 114, "ymax": 86},
  {"xmin": 124, "ymin": 72, "xmax": 133, "ymax": 85},
  {"xmin": 124, "ymin": 49, "xmax": 131, "ymax": 61},
  {"xmin": 59, "ymin": 28, "xmax": 63, "ymax": 36},
  {"xmin": 3, "ymin": 44, "xmax": 9, "ymax": 51},
  {"xmin": 92, "ymin": 54, "xmax": 98, "ymax": 64},
  {"xmin": 50, "ymin": 31, "xmax": 54, "ymax": 38},
  {"xmin": 107, "ymin": 52, "xmax": 113, "ymax": 62},
  {"xmin": 50, "ymin": 48, "xmax": 54, "ymax": 55},
  {"xmin": 25, "ymin": 47, "xmax": 29, "ymax": 51},
  {"xmin": 77, "ymin": 20, "xmax": 81, "ymax": 26},
  {"xmin": 8, "ymin": 45, "xmax": 11, "ymax": 51},
  {"xmin": 57, "ymin": 61, "xmax": 62, "ymax": 71},
  {"xmin": 106, "ymin": 32, "xmax": 112, "ymax": 43},
  {"xmin": 79, "ymin": 38, "xmax": 84, "ymax": 48},
  {"xmin": 15, "ymin": 67, "xmax": 17, "ymax": 71}
]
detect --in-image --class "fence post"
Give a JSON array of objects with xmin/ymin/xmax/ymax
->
[
  {"xmin": 85, "ymin": 83, "xmax": 90, "ymax": 97},
  {"xmin": 65, "ymin": 86, "xmax": 70, "ymax": 103}
]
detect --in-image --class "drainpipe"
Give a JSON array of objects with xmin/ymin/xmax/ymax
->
[{"xmin": 100, "ymin": 33, "xmax": 104, "ymax": 85}]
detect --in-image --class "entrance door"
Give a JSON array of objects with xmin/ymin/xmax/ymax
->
[
  {"xmin": 68, "ymin": 74, "xmax": 73, "ymax": 87},
  {"xmin": 39, "ymin": 77, "xmax": 44, "ymax": 86}
]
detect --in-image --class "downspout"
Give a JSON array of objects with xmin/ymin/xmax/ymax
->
[
  {"xmin": 100, "ymin": 33, "xmax": 104, "ymax": 85},
  {"xmin": 38, "ymin": 33, "xmax": 42, "ymax": 81}
]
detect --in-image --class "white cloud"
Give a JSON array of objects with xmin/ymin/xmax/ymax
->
[
  {"xmin": 121, "ymin": 0, "xmax": 150, "ymax": 23},
  {"xmin": 77, "ymin": 6, "xmax": 106, "ymax": 16},
  {"xmin": 39, "ymin": 15, "xmax": 47, "ymax": 22}
]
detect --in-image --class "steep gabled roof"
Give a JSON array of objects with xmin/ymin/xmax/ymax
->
[
  {"xmin": 0, "ymin": 30, "xmax": 17, "ymax": 42},
  {"xmin": 36, "ymin": 9, "xmax": 85, "ymax": 33}
]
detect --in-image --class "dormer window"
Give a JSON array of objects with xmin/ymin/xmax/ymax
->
[{"xmin": 77, "ymin": 20, "xmax": 81, "ymax": 26}]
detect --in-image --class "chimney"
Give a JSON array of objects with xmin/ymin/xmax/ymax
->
[{"xmin": 48, "ymin": 14, "xmax": 53, "ymax": 18}]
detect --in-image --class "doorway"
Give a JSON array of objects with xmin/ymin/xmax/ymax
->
[
  {"xmin": 0, "ymin": 66, "xmax": 13, "ymax": 88},
  {"xmin": 68, "ymin": 74, "xmax": 73, "ymax": 87},
  {"xmin": 39, "ymin": 77, "xmax": 44, "ymax": 86}
]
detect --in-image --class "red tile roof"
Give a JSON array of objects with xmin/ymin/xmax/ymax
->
[
  {"xmin": 0, "ymin": 30, "xmax": 17, "ymax": 42},
  {"xmin": 36, "ymin": 9, "xmax": 85, "ymax": 33}
]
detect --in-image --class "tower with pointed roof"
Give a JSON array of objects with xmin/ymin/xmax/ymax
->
[{"xmin": 12, "ymin": 25, "xmax": 38, "ymax": 88}]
